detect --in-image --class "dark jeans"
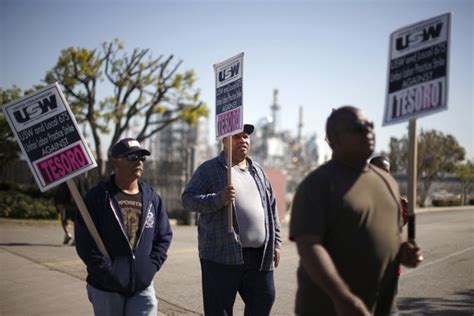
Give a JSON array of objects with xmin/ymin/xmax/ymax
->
[{"xmin": 200, "ymin": 247, "xmax": 275, "ymax": 316}]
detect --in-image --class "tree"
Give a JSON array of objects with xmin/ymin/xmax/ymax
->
[
  {"xmin": 389, "ymin": 129, "xmax": 465, "ymax": 206},
  {"xmin": 453, "ymin": 161, "xmax": 474, "ymax": 205},
  {"xmin": 0, "ymin": 87, "xmax": 22, "ymax": 172},
  {"xmin": 0, "ymin": 86, "xmax": 43, "ymax": 173},
  {"xmin": 45, "ymin": 39, "xmax": 208, "ymax": 177}
]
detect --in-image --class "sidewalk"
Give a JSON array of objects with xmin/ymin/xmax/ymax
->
[
  {"xmin": 1, "ymin": 206, "xmax": 472, "ymax": 315},
  {"xmin": 0, "ymin": 222, "xmax": 172, "ymax": 316},
  {"xmin": 0, "ymin": 248, "xmax": 92, "ymax": 316},
  {"xmin": 0, "ymin": 248, "xmax": 170, "ymax": 316}
]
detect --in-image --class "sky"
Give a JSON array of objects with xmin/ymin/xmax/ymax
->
[{"xmin": 1, "ymin": 0, "xmax": 473, "ymax": 159}]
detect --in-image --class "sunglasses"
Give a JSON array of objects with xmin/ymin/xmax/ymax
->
[
  {"xmin": 126, "ymin": 154, "xmax": 147, "ymax": 162},
  {"xmin": 348, "ymin": 120, "xmax": 374, "ymax": 133}
]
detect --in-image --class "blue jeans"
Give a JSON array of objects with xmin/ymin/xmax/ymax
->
[
  {"xmin": 200, "ymin": 247, "xmax": 276, "ymax": 316},
  {"xmin": 86, "ymin": 282, "xmax": 157, "ymax": 316}
]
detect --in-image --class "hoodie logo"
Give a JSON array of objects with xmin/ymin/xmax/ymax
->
[{"xmin": 145, "ymin": 211, "xmax": 155, "ymax": 228}]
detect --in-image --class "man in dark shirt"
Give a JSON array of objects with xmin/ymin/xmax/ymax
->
[
  {"xmin": 75, "ymin": 138, "xmax": 172, "ymax": 316},
  {"xmin": 290, "ymin": 106, "xmax": 422, "ymax": 316}
]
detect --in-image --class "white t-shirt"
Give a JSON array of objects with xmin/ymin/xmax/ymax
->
[{"xmin": 232, "ymin": 165, "xmax": 266, "ymax": 248}]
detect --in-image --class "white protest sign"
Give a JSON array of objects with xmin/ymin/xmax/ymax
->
[
  {"xmin": 214, "ymin": 52, "xmax": 244, "ymax": 139},
  {"xmin": 383, "ymin": 13, "xmax": 451, "ymax": 125},
  {"xmin": 2, "ymin": 82, "xmax": 97, "ymax": 191}
]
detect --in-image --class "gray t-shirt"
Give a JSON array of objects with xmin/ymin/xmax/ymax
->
[
  {"xmin": 232, "ymin": 165, "xmax": 266, "ymax": 248},
  {"xmin": 290, "ymin": 160, "xmax": 403, "ymax": 315}
]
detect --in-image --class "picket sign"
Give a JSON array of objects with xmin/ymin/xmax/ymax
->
[
  {"xmin": 384, "ymin": 13, "xmax": 451, "ymax": 240},
  {"xmin": 2, "ymin": 82, "xmax": 108, "ymax": 257},
  {"xmin": 226, "ymin": 137, "xmax": 233, "ymax": 233},
  {"xmin": 214, "ymin": 53, "xmax": 245, "ymax": 233},
  {"xmin": 407, "ymin": 119, "xmax": 417, "ymax": 241},
  {"xmin": 66, "ymin": 179, "xmax": 109, "ymax": 257}
]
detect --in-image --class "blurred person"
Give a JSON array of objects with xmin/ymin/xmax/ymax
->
[
  {"xmin": 182, "ymin": 124, "xmax": 282, "ymax": 316},
  {"xmin": 75, "ymin": 138, "xmax": 172, "ymax": 316},
  {"xmin": 369, "ymin": 155, "xmax": 391, "ymax": 173},
  {"xmin": 290, "ymin": 106, "xmax": 422, "ymax": 316},
  {"xmin": 370, "ymin": 155, "xmax": 409, "ymax": 315},
  {"xmin": 54, "ymin": 174, "xmax": 89, "ymax": 245},
  {"xmin": 370, "ymin": 155, "xmax": 408, "ymax": 224}
]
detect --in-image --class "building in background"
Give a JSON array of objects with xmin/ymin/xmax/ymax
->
[
  {"xmin": 150, "ymin": 116, "xmax": 213, "ymax": 168},
  {"xmin": 250, "ymin": 89, "xmax": 331, "ymax": 219},
  {"xmin": 143, "ymin": 90, "xmax": 331, "ymax": 222},
  {"xmin": 146, "ymin": 116, "xmax": 213, "ymax": 222}
]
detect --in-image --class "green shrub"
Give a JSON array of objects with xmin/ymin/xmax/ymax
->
[
  {"xmin": 432, "ymin": 199, "xmax": 450, "ymax": 207},
  {"xmin": 0, "ymin": 181, "xmax": 57, "ymax": 198},
  {"xmin": 0, "ymin": 184, "xmax": 56, "ymax": 219},
  {"xmin": 432, "ymin": 198, "xmax": 462, "ymax": 207},
  {"xmin": 449, "ymin": 198, "xmax": 462, "ymax": 206}
]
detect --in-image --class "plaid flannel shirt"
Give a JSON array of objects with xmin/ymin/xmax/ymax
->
[{"xmin": 182, "ymin": 152, "xmax": 282, "ymax": 270}]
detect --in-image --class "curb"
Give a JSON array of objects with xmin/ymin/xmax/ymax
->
[{"xmin": 414, "ymin": 205, "xmax": 474, "ymax": 213}]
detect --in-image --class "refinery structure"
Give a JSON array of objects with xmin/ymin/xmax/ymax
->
[
  {"xmin": 148, "ymin": 89, "xmax": 331, "ymax": 219},
  {"xmin": 250, "ymin": 89, "xmax": 331, "ymax": 197}
]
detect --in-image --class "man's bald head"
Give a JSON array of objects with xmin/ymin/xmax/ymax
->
[
  {"xmin": 325, "ymin": 106, "xmax": 360, "ymax": 149},
  {"xmin": 324, "ymin": 105, "xmax": 375, "ymax": 167}
]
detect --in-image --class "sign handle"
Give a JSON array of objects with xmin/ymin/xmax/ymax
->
[
  {"xmin": 66, "ymin": 179, "xmax": 110, "ymax": 258},
  {"xmin": 407, "ymin": 119, "xmax": 417, "ymax": 241},
  {"xmin": 227, "ymin": 136, "xmax": 233, "ymax": 233}
]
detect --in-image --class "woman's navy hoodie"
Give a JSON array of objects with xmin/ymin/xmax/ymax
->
[{"xmin": 75, "ymin": 176, "xmax": 173, "ymax": 297}]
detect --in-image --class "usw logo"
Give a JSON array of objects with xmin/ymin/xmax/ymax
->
[
  {"xmin": 218, "ymin": 62, "xmax": 240, "ymax": 83},
  {"xmin": 13, "ymin": 94, "xmax": 58, "ymax": 124},
  {"xmin": 396, "ymin": 22, "xmax": 444, "ymax": 51}
]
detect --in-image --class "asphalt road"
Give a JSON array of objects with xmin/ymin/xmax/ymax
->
[{"xmin": 0, "ymin": 207, "xmax": 472, "ymax": 315}]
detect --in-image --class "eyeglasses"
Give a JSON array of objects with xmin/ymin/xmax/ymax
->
[
  {"xmin": 347, "ymin": 120, "xmax": 374, "ymax": 133},
  {"xmin": 126, "ymin": 154, "xmax": 147, "ymax": 162}
]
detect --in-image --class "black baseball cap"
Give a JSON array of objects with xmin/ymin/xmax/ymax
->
[
  {"xmin": 243, "ymin": 124, "xmax": 254, "ymax": 135},
  {"xmin": 111, "ymin": 138, "xmax": 151, "ymax": 158}
]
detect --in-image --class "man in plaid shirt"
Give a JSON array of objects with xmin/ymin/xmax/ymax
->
[{"xmin": 182, "ymin": 124, "xmax": 282, "ymax": 316}]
